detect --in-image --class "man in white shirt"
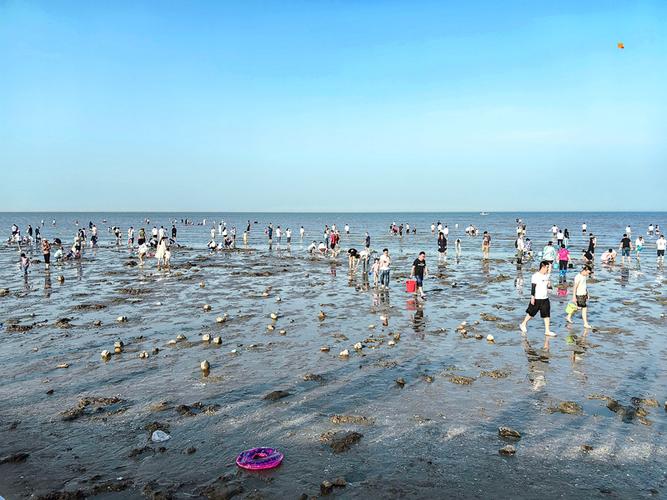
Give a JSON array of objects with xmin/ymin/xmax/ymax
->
[
  {"xmin": 519, "ymin": 260, "xmax": 555, "ymax": 337},
  {"xmin": 656, "ymin": 235, "xmax": 666, "ymax": 263}
]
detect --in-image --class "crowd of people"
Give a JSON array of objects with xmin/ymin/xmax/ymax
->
[{"xmin": 8, "ymin": 217, "xmax": 665, "ymax": 338}]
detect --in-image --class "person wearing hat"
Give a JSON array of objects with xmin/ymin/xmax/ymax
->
[{"xmin": 566, "ymin": 265, "xmax": 592, "ymax": 329}]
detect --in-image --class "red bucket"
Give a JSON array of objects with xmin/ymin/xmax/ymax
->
[{"xmin": 406, "ymin": 279, "xmax": 417, "ymax": 293}]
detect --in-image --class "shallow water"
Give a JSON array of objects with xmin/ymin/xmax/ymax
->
[{"xmin": 0, "ymin": 212, "xmax": 666, "ymax": 499}]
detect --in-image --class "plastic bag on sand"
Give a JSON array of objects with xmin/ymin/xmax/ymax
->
[{"xmin": 151, "ymin": 430, "xmax": 171, "ymax": 442}]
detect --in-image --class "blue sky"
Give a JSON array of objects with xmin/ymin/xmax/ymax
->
[{"xmin": 1, "ymin": 0, "xmax": 665, "ymax": 211}]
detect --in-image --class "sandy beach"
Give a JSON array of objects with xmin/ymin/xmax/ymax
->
[{"xmin": 0, "ymin": 212, "xmax": 665, "ymax": 499}]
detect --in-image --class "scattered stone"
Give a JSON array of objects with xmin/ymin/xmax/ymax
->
[
  {"xmin": 480, "ymin": 369, "xmax": 510, "ymax": 379},
  {"xmin": 101, "ymin": 350, "xmax": 112, "ymax": 361},
  {"xmin": 422, "ymin": 375, "xmax": 434, "ymax": 383},
  {"xmin": 267, "ymin": 324, "xmax": 275, "ymax": 331},
  {"xmin": 46, "ymin": 389, "xmax": 54, "ymax": 395},
  {"xmin": 270, "ymin": 312, "xmax": 278, "ymax": 320},
  {"xmin": 395, "ymin": 378, "xmax": 406, "ymax": 388},
  {"xmin": 320, "ymin": 430, "xmax": 363, "ymax": 453},
  {"xmin": 486, "ymin": 334, "xmax": 495, "ymax": 343},
  {"xmin": 139, "ymin": 351, "xmax": 149, "ymax": 359},
  {"xmin": 176, "ymin": 334, "xmax": 187, "ymax": 341},
  {"xmin": 320, "ymin": 480, "xmax": 333, "ymax": 495},
  {"xmin": 184, "ymin": 447, "xmax": 197, "ymax": 455},
  {"xmin": 0, "ymin": 288, "xmax": 10, "ymax": 297},
  {"xmin": 339, "ymin": 349, "xmax": 350, "ymax": 358},
  {"xmin": 263, "ymin": 390, "xmax": 291, "ymax": 401},
  {"xmin": 553, "ymin": 401, "xmax": 583, "ymax": 415},
  {"xmin": 631, "ymin": 397, "xmax": 659, "ymax": 407},
  {"xmin": 303, "ymin": 373, "xmax": 325, "ymax": 382},
  {"xmin": 448, "ymin": 375, "xmax": 474, "ymax": 385},
  {"xmin": 213, "ymin": 336, "xmax": 222, "ymax": 344},
  {"xmin": 200, "ymin": 360, "xmax": 210, "ymax": 371},
  {"xmin": 54, "ymin": 318, "xmax": 71, "ymax": 329},
  {"xmin": 480, "ymin": 312, "xmax": 501, "ymax": 321},
  {"xmin": 499, "ymin": 445, "xmax": 516, "ymax": 456},
  {"xmin": 57, "ymin": 275, "xmax": 65, "ymax": 283},
  {"xmin": 56, "ymin": 363, "xmax": 70, "ymax": 369},
  {"xmin": 215, "ymin": 315, "xmax": 227, "ymax": 323},
  {"xmin": 199, "ymin": 282, "xmax": 205, "ymax": 288},
  {"xmin": 330, "ymin": 415, "xmax": 374, "ymax": 425},
  {"xmin": 61, "ymin": 396, "xmax": 123, "ymax": 421},
  {"xmin": 145, "ymin": 421, "xmax": 170, "ymax": 433},
  {"xmin": 116, "ymin": 316, "xmax": 128, "ymax": 323},
  {"xmin": 114, "ymin": 341, "xmax": 124, "ymax": 353},
  {"xmin": 74, "ymin": 303, "xmax": 106, "ymax": 311},
  {"xmin": 149, "ymin": 401, "xmax": 172, "ymax": 412},
  {"xmin": 581, "ymin": 444, "xmax": 594, "ymax": 453},
  {"xmin": 318, "ymin": 311, "xmax": 326, "ymax": 320},
  {"xmin": 320, "ymin": 346, "xmax": 330, "ymax": 352},
  {"xmin": 353, "ymin": 342, "xmax": 363, "ymax": 351},
  {"xmin": 93, "ymin": 320, "xmax": 102, "ymax": 327},
  {"xmin": 498, "ymin": 427, "xmax": 521, "ymax": 439},
  {"xmin": 0, "ymin": 452, "xmax": 29, "ymax": 464},
  {"xmin": 129, "ymin": 446, "xmax": 154, "ymax": 458},
  {"xmin": 203, "ymin": 304, "xmax": 212, "ymax": 312},
  {"xmin": 201, "ymin": 333, "xmax": 211, "ymax": 342},
  {"xmin": 279, "ymin": 329, "xmax": 287, "ymax": 335},
  {"xmin": 388, "ymin": 340, "xmax": 396, "ymax": 347}
]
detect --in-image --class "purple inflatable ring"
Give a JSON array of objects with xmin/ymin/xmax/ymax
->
[{"xmin": 236, "ymin": 447, "xmax": 284, "ymax": 470}]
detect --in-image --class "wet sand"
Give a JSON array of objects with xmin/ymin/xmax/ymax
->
[{"xmin": 1, "ymin": 220, "xmax": 666, "ymax": 499}]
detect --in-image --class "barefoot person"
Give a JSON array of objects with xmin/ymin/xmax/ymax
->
[
  {"xmin": 566, "ymin": 265, "xmax": 592, "ymax": 328},
  {"xmin": 619, "ymin": 233, "xmax": 632, "ymax": 265},
  {"xmin": 410, "ymin": 251, "xmax": 428, "ymax": 299},
  {"xmin": 482, "ymin": 231, "xmax": 491, "ymax": 259},
  {"xmin": 519, "ymin": 260, "xmax": 556, "ymax": 337},
  {"xmin": 42, "ymin": 239, "xmax": 51, "ymax": 270},
  {"xmin": 378, "ymin": 248, "xmax": 391, "ymax": 290},
  {"xmin": 657, "ymin": 235, "xmax": 666, "ymax": 264}
]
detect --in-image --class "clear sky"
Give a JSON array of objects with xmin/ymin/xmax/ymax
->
[{"xmin": 1, "ymin": 0, "xmax": 665, "ymax": 212}]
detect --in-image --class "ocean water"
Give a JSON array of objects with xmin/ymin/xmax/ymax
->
[{"xmin": 0, "ymin": 212, "xmax": 665, "ymax": 499}]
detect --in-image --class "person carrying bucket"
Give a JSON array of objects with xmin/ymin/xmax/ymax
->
[{"xmin": 410, "ymin": 251, "xmax": 428, "ymax": 299}]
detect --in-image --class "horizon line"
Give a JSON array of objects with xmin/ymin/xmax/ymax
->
[{"xmin": 1, "ymin": 210, "xmax": 666, "ymax": 214}]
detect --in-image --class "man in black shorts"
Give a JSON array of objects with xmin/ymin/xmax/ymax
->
[
  {"xmin": 519, "ymin": 260, "xmax": 555, "ymax": 337},
  {"xmin": 411, "ymin": 251, "xmax": 428, "ymax": 299}
]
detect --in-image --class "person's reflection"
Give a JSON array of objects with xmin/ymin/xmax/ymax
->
[
  {"xmin": 514, "ymin": 269, "xmax": 524, "ymax": 296},
  {"xmin": 44, "ymin": 271, "xmax": 52, "ymax": 298},
  {"xmin": 482, "ymin": 258, "xmax": 490, "ymax": 279},
  {"xmin": 620, "ymin": 266, "xmax": 629, "ymax": 287},
  {"xmin": 412, "ymin": 306, "xmax": 425, "ymax": 335}
]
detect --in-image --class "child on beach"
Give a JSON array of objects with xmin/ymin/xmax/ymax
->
[
  {"xmin": 371, "ymin": 257, "xmax": 380, "ymax": 287},
  {"xmin": 20, "ymin": 253, "xmax": 30, "ymax": 275}
]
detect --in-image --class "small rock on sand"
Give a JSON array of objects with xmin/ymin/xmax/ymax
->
[
  {"xmin": 498, "ymin": 427, "xmax": 521, "ymax": 439},
  {"xmin": 320, "ymin": 430, "xmax": 363, "ymax": 453},
  {"xmin": 263, "ymin": 390, "xmax": 291, "ymax": 401},
  {"xmin": 330, "ymin": 415, "xmax": 374, "ymax": 425},
  {"xmin": 499, "ymin": 445, "xmax": 516, "ymax": 456},
  {"xmin": 0, "ymin": 452, "xmax": 29, "ymax": 464}
]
